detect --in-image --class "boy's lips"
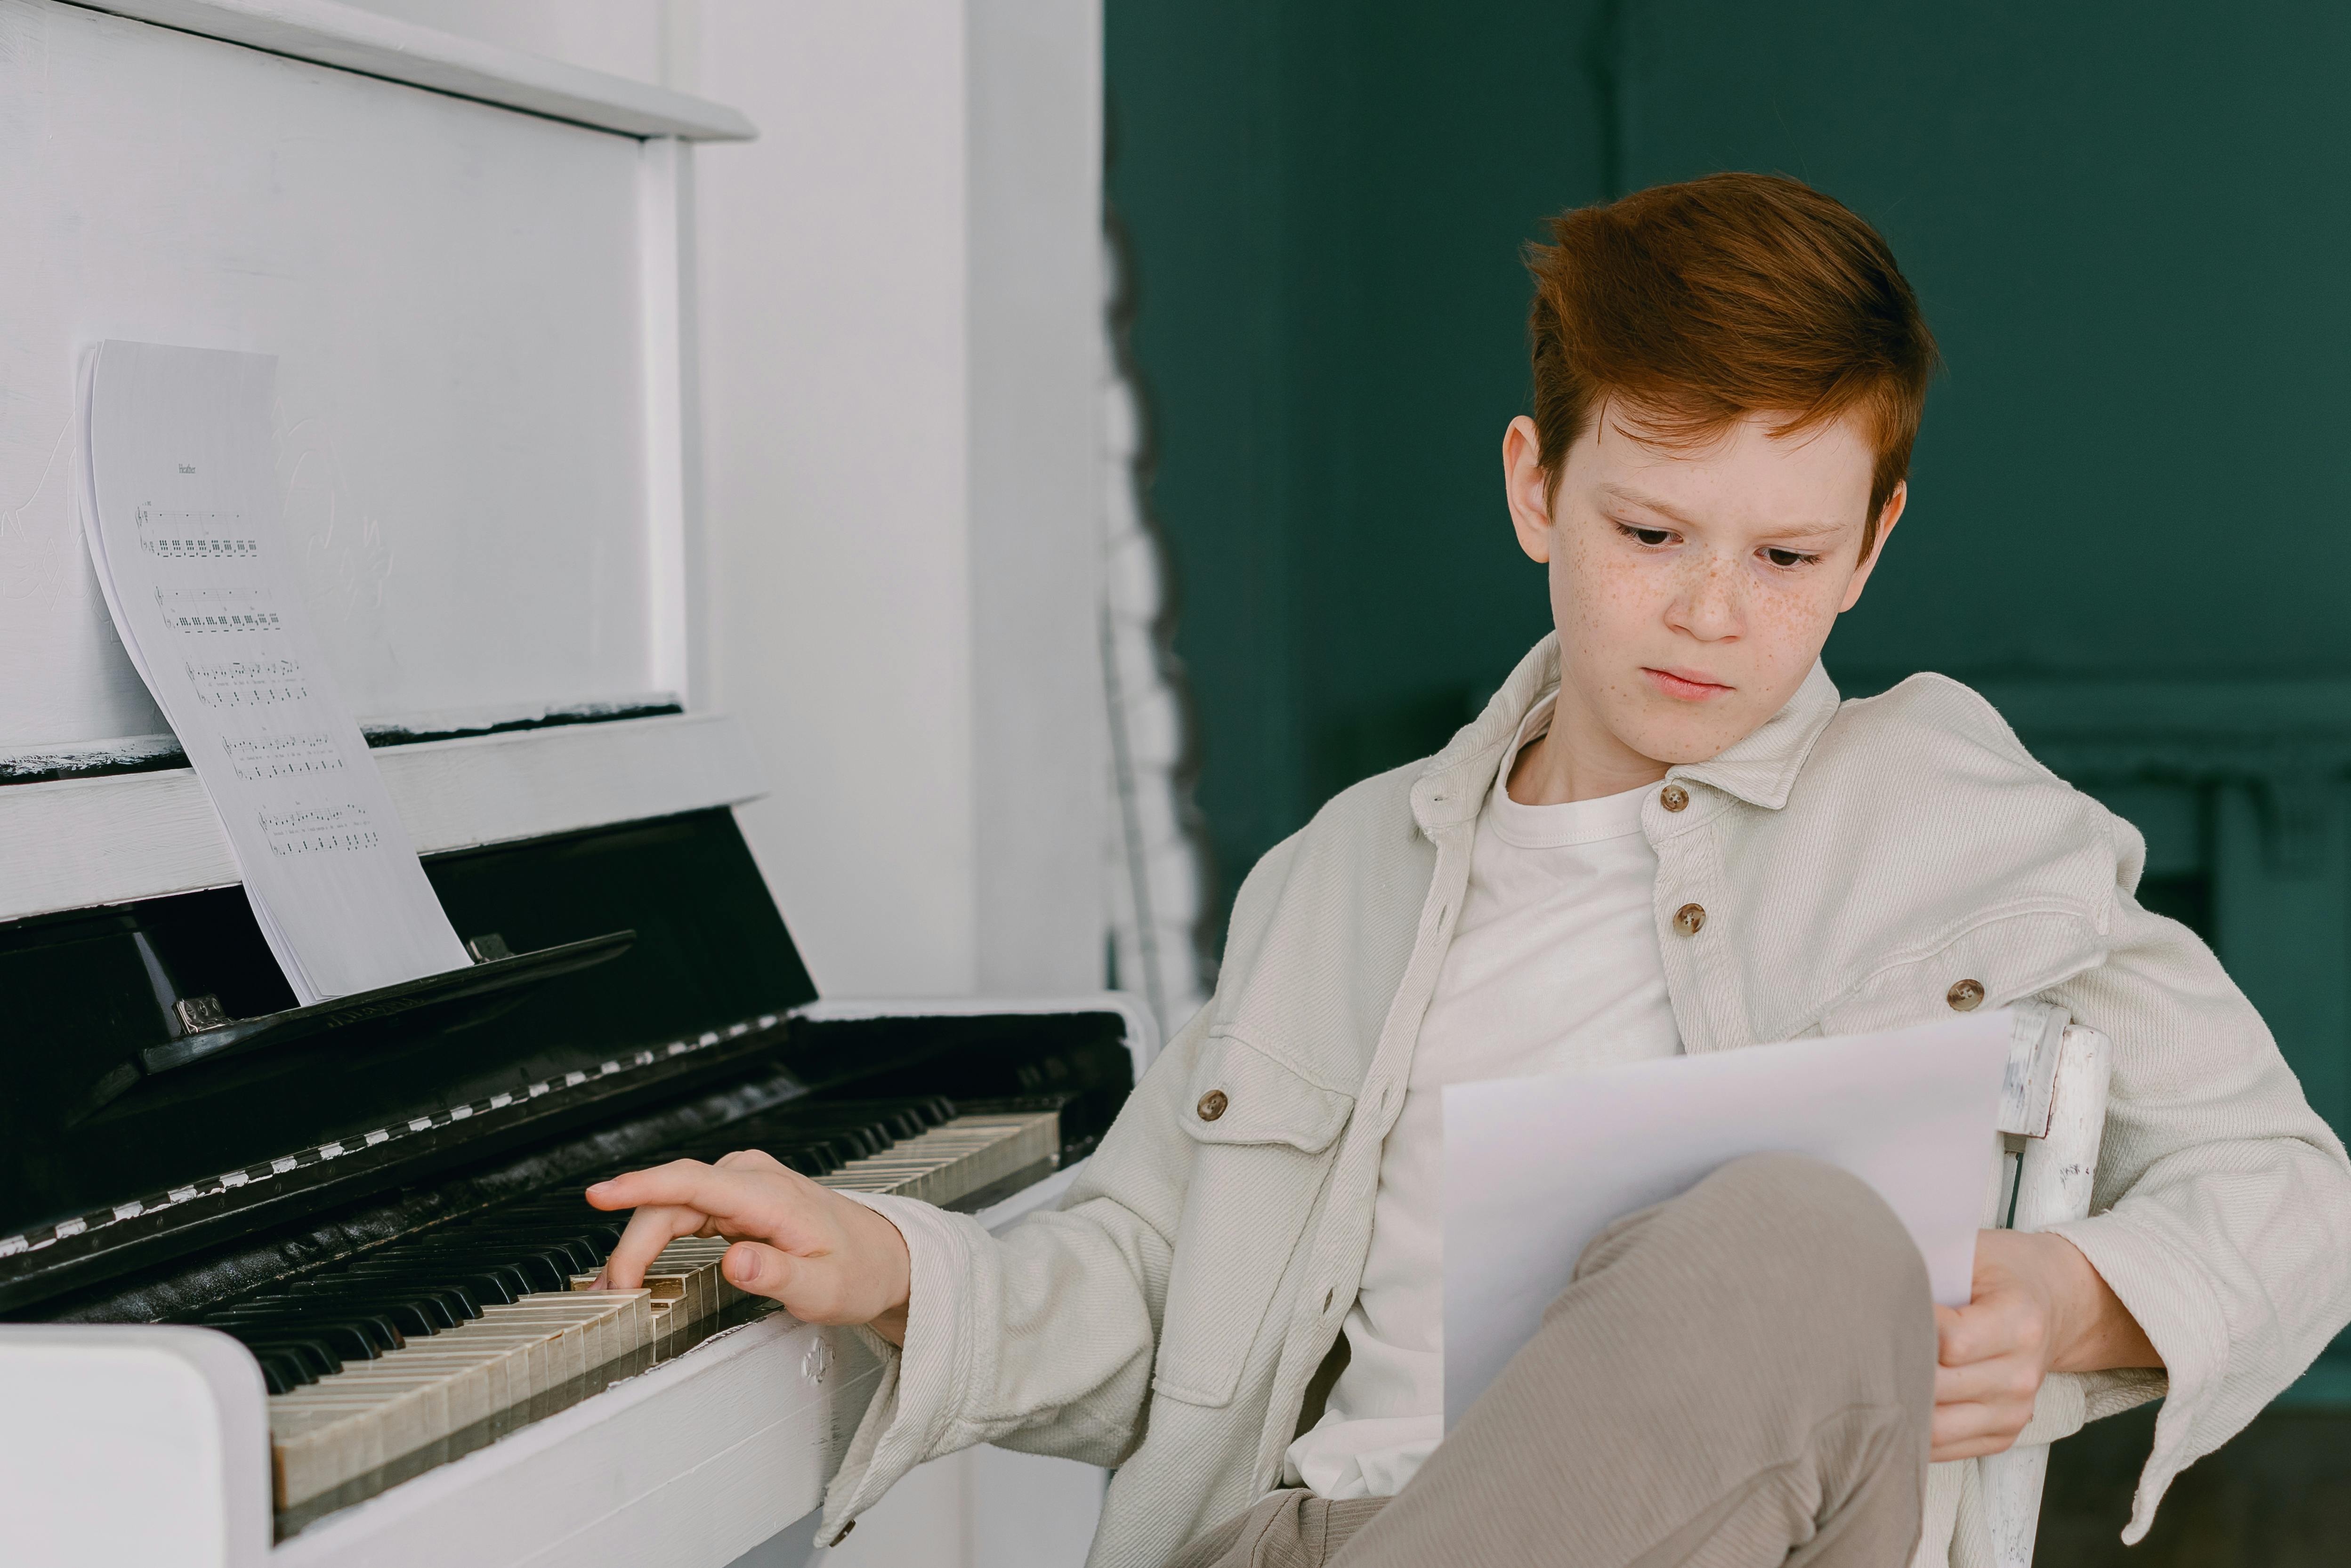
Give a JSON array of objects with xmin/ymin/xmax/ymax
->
[{"xmin": 1642, "ymin": 666, "xmax": 1733, "ymax": 700}]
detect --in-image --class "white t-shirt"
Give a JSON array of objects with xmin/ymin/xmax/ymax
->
[{"xmin": 1281, "ymin": 694, "xmax": 1685, "ymax": 1499}]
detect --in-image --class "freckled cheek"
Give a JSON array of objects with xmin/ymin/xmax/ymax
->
[
  {"xmin": 1554, "ymin": 549, "xmax": 1659, "ymax": 647},
  {"xmin": 1744, "ymin": 580, "xmax": 1845, "ymax": 674}
]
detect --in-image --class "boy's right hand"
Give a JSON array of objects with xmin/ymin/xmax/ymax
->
[{"xmin": 584, "ymin": 1149, "xmax": 914, "ymax": 1345}]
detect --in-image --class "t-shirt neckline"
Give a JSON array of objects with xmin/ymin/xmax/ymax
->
[{"xmin": 1484, "ymin": 692, "xmax": 1655, "ymax": 848}]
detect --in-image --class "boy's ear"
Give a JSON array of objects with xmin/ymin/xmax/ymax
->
[
  {"xmin": 1503, "ymin": 416, "xmax": 1554, "ymax": 563},
  {"xmin": 1838, "ymin": 481, "xmax": 1907, "ymax": 612}
]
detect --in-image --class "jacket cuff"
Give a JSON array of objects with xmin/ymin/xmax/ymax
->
[
  {"xmin": 819, "ymin": 1192, "xmax": 990, "ymax": 1537},
  {"xmin": 2045, "ymin": 1210, "xmax": 2228, "ymax": 1544}
]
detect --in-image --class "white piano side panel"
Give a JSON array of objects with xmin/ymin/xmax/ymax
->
[{"xmin": 0, "ymin": 0, "xmax": 669, "ymax": 750}]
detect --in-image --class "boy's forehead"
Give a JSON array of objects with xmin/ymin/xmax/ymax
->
[{"xmin": 1579, "ymin": 408, "xmax": 1875, "ymax": 522}]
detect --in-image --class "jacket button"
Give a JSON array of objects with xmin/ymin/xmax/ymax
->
[
  {"xmin": 1947, "ymin": 979, "xmax": 1986, "ymax": 1012},
  {"xmin": 1672, "ymin": 903, "xmax": 1706, "ymax": 936},
  {"xmin": 1196, "ymin": 1090, "xmax": 1229, "ymax": 1121},
  {"xmin": 1660, "ymin": 783, "xmax": 1689, "ymax": 812}
]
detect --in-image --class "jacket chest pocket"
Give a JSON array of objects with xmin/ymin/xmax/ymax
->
[
  {"xmin": 1814, "ymin": 910, "xmax": 2109, "ymax": 1039},
  {"xmin": 1152, "ymin": 1033, "xmax": 1355, "ymax": 1408}
]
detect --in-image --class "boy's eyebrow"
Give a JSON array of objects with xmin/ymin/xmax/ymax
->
[
  {"xmin": 1596, "ymin": 484, "xmax": 1704, "ymax": 527},
  {"xmin": 1597, "ymin": 483, "xmax": 1851, "ymax": 539}
]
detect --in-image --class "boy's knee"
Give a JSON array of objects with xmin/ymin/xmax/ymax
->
[
  {"xmin": 1581, "ymin": 1153, "xmax": 1930, "ymax": 1332},
  {"xmin": 1695, "ymin": 1154, "xmax": 1934, "ymax": 1347}
]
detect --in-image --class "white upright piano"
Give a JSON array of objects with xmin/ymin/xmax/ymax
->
[{"xmin": 0, "ymin": 4, "xmax": 1148, "ymax": 1564}]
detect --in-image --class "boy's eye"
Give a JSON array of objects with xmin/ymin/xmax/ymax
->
[
  {"xmin": 1617, "ymin": 523, "xmax": 1674, "ymax": 547},
  {"xmin": 1762, "ymin": 547, "xmax": 1819, "ymax": 568}
]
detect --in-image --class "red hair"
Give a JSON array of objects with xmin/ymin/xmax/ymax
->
[{"xmin": 1526, "ymin": 172, "xmax": 1938, "ymax": 561}]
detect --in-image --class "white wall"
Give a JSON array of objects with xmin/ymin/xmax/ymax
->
[
  {"xmin": 691, "ymin": 0, "xmax": 988, "ymax": 998},
  {"xmin": 342, "ymin": 2, "xmax": 1115, "ymax": 1560}
]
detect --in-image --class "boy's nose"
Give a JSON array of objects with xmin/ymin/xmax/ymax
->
[{"xmin": 1668, "ymin": 557, "xmax": 1743, "ymax": 640}]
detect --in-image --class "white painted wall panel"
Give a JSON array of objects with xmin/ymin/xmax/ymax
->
[
  {"xmin": 690, "ymin": 0, "xmax": 982, "ymax": 998},
  {"xmin": 0, "ymin": 0, "xmax": 662, "ymax": 748},
  {"xmin": 968, "ymin": 0, "xmax": 1111, "ymax": 996}
]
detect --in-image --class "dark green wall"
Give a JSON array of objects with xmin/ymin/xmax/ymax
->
[
  {"xmin": 1107, "ymin": 0, "xmax": 1611, "ymax": 911},
  {"xmin": 1108, "ymin": 2, "xmax": 2351, "ymax": 986},
  {"xmin": 1614, "ymin": 1, "xmax": 2351, "ymax": 686}
]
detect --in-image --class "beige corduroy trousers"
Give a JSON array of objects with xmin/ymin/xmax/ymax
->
[{"xmin": 1165, "ymin": 1154, "xmax": 1937, "ymax": 1568}]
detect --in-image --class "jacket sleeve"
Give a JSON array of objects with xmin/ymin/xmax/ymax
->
[
  {"xmin": 817, "ymin": 839, "xmax": 1303, "ymax": 1537},
  {"xmin": 2041, "ymin": 871, "xmax": 2351, "ymax": 1545},
  {"xmin": 816, "ymin": 1002, "xmax": 1206, "ymax": 1533}
]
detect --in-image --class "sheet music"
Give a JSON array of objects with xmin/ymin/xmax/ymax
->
[
  {"xmin": 76, "ymin": 341, "xmax": 469, "ymax": 1004},
  {"xmin": 1441, "ymin": 1013, "xmax": 2013, "ymax": 1426}
]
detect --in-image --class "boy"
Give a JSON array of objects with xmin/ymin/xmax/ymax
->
[{"xmin": 587, "ymin": 174, "xmax": 2351, "ymax": 1567}]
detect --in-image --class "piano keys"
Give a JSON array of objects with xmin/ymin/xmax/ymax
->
[
  {"xmin": 1, "ymin": 807, "xmax": 1148, "ymax": 1546},
  {"xmin": 244, "ymin": 1102, "xmax": 1054, "ymax": 1522}
]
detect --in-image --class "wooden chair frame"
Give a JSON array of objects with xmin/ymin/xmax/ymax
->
[{"xmin": 1975, "ymin": 1012, "xmax": 2114, "ymax": 1566}]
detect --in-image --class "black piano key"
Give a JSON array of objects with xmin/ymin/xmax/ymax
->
[
  {"xmin": 200, "ymin": 1314, "xmax": 386, "ymax": 1360},
  {"xmin": 256, "ymin": 1287, "xmax": 442, "ymax": 1334},
  {"xmin": 221, "ymin": 1307, "xmax": 405, "ymax": 1355},
  {"xmin": 362, "ymin": 1255, "xmax": 537, "ymax": 1301},
  {"xmin": 204, "ymin": 1328, "xmax": 336, "ymax": 1381},
  {"xmin": 265, "ymin": 1289, "xmax": 449, "ymax": 1336},
  {"xmin": 442, "ymin": 1233, "xmax": 601, "ymax": 1274},
  {"xmin": 333, "ymin": 1267, "xmax": 500, "ymax": 1311},
  {"xmin": 237, "ymin": 1337, "xmax": 340, "ymax": 1379},
  {"xmin": 386, "ymin": 1247, "xmax": 568, "ymax": 1294},
  {"xmin": 252, "ymin": 1353, "xmax": 294, "ymax": 1395}
]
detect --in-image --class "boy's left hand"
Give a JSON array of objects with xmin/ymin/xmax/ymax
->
[{"xmin": 1930, "ymin": 1228, "xmax": 2162, "ymax": 1462}]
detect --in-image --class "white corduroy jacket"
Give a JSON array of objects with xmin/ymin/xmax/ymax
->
[{"xmin": 827, "ymin": 637, "xmax": 2351, "ymax": 1568}]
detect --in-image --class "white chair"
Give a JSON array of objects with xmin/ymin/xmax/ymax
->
[{"xmin": 1973, "ymin": 1011, "xmax": 2113, "ymax": 1567}]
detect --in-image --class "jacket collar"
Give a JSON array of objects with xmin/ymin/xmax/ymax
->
[{"xmin": 1409, "ymin": 635, "xmax": 1842, "ymax": 833}]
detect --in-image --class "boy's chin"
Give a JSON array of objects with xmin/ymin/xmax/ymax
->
[{"xmin": 1605, "ymin": 702, "xmax": 1771, "ymax": 771}]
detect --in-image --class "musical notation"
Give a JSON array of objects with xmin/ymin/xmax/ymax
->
[
  {"xmin": 136, "ymin": 505, "xmax": 261, "ymax": 560},
  {"xmin": 157, "ymin": 585, "xmax": 283, "ymax": 637},
  {"xmin": 259, "ymin": 803, "xmax": 382, "ymax": 857},
  {"xmin": 186, "ymin": 656, "xmax": 311, "ymax": 712},
  {"xmin": 79, "ymin": 341, "xmax": 469, "ymax": 1003},
  {"xmin": 221, "ymin": 732, "xmax": 345, "ymax": 784}
]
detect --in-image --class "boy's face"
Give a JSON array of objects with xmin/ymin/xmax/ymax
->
[{"xmin": 1503, "ymin": 405, "xmax": 1901, "ymax": 772}]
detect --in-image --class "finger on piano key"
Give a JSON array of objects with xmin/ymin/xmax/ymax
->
[{"xmin": 254, "ymin": 1098, "xmax": 1055, "ymax": 1512}]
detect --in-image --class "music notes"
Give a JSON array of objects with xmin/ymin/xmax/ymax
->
[
  {"xmin": 260, "ymin": 802, "xmax": 381, "ymax": 856},
  {"xmin": 77, "ymin": 341, "xmax": 468, "ymax": 1004},
  {"xmin": 222, "ymin": 731, "xmax": 344, "ymax": 783},
  {"xmin": 137, "ymin": 506, "xmax": 261, "ymax": 560},
  {"xmin": 188, "ymin": 655, "xmax": 311, "ymax": 711},
  {"xmin": 157, "ymin": 584, "xmax": 283, "ymax": 637}
]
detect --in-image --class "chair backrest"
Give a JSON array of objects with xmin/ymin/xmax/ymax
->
[{"xmin": 1971, "ymin": 1019, "xmax": 2114, "ymax": 1567}]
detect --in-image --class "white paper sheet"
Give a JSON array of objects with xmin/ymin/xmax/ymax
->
[
  {"xmin": 1441, "ymin": 1012, "xmax": 2013, "ymax": 1426},
  {"xmin": 76, "ymin": 341, "xmax": 469, "ymax": 1004}
]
